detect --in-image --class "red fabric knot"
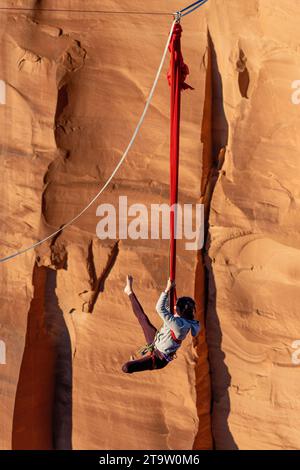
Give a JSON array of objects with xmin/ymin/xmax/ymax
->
[{"xmin": 167, "ymin": 23, "xmax": 194, "ymax": 91}]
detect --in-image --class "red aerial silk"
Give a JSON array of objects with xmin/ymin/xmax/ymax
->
[{"xmin": 167, "ymin": 22, "xmax": 193, "ymax": 312}]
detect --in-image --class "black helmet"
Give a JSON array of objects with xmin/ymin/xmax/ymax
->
[{"xmin": 176, "ymin": 297, "xmax": 196, "ymax": 320}]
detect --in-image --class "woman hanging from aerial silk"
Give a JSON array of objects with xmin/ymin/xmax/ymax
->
[{"xmin": 122, "ymin": 275, "xmax": 200, "ymax": 374}]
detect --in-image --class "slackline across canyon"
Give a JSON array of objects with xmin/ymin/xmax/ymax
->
[{"xmin": 0, "ymin": 0, "xmax": 208, "ymax": 291}]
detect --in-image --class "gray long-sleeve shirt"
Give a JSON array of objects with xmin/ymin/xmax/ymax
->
[{"xmin": 154, "ymin": 292, "xmax": 201, "ymax": 356}]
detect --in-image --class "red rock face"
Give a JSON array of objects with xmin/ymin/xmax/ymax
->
[
  {"xmin": 205, "ymin": 0, "xmax": 300, "ymax": 450},
  {"xmin": 0, "ymin": 0, "xmax": 299, "ymax": 451},
  {"xmin": 0, "ymin": 0, "xmax": 211, "ymax": 450}
]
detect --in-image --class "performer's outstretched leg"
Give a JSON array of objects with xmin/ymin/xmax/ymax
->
[
  {"xmin": 128, "ymin": 292, "xmax": 157, "ymax": 344},
  {"xmin": 124, "ymin": 275, "xmax": 157, "ymax": 344}
]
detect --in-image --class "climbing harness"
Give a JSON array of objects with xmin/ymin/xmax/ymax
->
[
  {"xmin": 134, "ymin": 342, "xmax": 156, "ymax": 359},
  {"xmin": 132, "ymin": 330, "xmax": 160, "ymax": 360},
  {"xmin": 0, "ymin": 0, "xmax": 208, "ymax": 264},
  {"xmin": 131, "ymin": 329, "xmax": 179, "ymax": 363}
]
